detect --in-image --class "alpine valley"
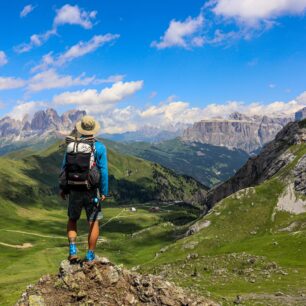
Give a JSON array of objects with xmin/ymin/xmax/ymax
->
[{"xmin": 1, "ymin": 113, "xmax": 306, "ymax": 305}]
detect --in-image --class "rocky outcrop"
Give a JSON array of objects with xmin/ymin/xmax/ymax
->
[
  {"xmin": 16, "ymin": 258, "xmax": 217, "ymax": 306},
  {"xmin": 205, "ymin": 121, "xmax": 306, "ymax": 209},
  {"xmin": 294, "ymin": 154, "xmax": 306, "ymax": 195},
  {"xmin": 182, "ymin": 113, "xmax": 292, "ymax": 153}
]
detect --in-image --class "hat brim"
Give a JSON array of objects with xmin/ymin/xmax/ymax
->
[{"xmin": 76, "ymin": 120, "xmax": 100, "ymax": 136}]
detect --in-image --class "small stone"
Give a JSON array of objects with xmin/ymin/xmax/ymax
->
[
  {"xmin": 159, "ymin": 295, "xmax": 176, "ymax": 306},
  {"xmin": 28, "ymin": 295, "xmax": 45, "ymax": 306},
  {"xmin": 233, "ymin": 295, "xmax": 242, "ymax": 304},
  {"xmin": 125, "ymin": 293, "xmax": 136, "ymax": 304},
  {"xmin": 77, "ymin": 290, "xmax": 87, "ymax": 299}
]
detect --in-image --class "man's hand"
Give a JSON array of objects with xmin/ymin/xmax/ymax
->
[
  {"xmin": 100, "ymin": 195, "xmax": 106, "ymax": 202},
  {"xmin": 60, "ymin": 190, "xmax": 67, "ymax": 200}
]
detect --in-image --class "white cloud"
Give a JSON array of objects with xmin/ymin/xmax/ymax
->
[
  {"xmin": 213, "ymin": 0, "xmax": 306, "ymax": 25},
  {"xmin": 8, "ymin": 101, "xmax": 47, "ymax": 121},
  {"xmin": 96, "ymin": 93, "xmax": 306, "ymax": 133},
  {"xmin": 152, "ymin": 1, "xmax": 306, "ymax": 49},
  {"xmin": 27, "ymin": 69, "xmax": 96, "ymax": 92},
  {"xmin": 20, "ymin": 4, "xmax": 35, "ymax": 18},
  {"xmin": 0, "ymin": 77, "xmax": 26, "ymax": 90},
  {"xmin": 14, "ymin": 29, "xmax": 56, "ymax": 54},
  {"xmin": 15, "ymin": 4, "xmax": 98, "ymax": 53},
  {"xmin": 53, "ymin": 80, "xmax": 144, "ymax": 112},
  {"xmin": 0, "ymin": 51, "xmax": 8, "ymax": 66},
  {"xmin": 151, "ymin": 14, "xmax": 204, "ymax": 49},
  {"xmin": 58, "ymin": 34, "xmax": 119, "ymax": 64},
  {"xmin": 54, "ymin": 4, "xmax": 97, "ymax": 29},
  {"xmin": 31, "ymin": 34, "xmax": 120, "ymax": 72}
]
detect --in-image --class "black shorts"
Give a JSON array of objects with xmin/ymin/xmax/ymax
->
[{"xmin": 68, "ymin": 189, "xmax": 102, "ymax": 222}]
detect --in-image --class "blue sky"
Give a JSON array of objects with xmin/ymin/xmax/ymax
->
[{"xmin": 0, "ymin": 0, "xmax": 306, "ymax": 132}]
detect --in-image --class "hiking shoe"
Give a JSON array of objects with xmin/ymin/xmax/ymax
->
[
  {"xmin": 68, "ymin": 244, "xmax": 78, "ymax": 262},
  {"xmin": 85, "ymin": 250, "xmax": 95, "ymax": 262}
]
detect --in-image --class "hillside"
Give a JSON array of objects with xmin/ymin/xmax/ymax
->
[
  {"xmin": 103, "ymin": 138, "xmax": 249, "ymax": 187},
  {"xmin": 1, "ymin": 141, "xmax": 208, "ymax": 207},
  {"xmin": 136, "ymin": 121, "xmax": 306, "ymax": 305},
  {"xmin": 0, "ymin": 141, "xmax": 209, "ymax": 304}
]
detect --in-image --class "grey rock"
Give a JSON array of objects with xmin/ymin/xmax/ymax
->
[
  {"xmin": 294, "ymin": 154, "xmax": 306, "ymax": 194},
  {"xmin": 204, "ymin": 121, "xmax": 305, "ymax": 209},
  {"xmin": 182, "ymin": 113, "xmax": 292, "ymax": 153},
  {"xmin": 28, "ymin": 295, "xmax": 45, "ymax": 306}
]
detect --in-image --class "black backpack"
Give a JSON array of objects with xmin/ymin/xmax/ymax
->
[{"xmin": 59, "ymin": 136, "xmax": 100, "ymax": 192}]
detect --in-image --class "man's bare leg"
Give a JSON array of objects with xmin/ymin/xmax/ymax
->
[
  {"xmin": 67, "ymin": 219, "xmax": 78, "ymax": 260},
  {"xmin": 88, "ymin": 221, "xmax": 99, "ymax": 251}
]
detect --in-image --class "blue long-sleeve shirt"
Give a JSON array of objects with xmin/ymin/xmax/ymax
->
[{"xmin": 61, "ymin": 140, "xmax": 109, "ymax": 196}]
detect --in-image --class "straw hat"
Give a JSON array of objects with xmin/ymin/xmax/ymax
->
[{"xmin": 76, "ymin": 115, "xmax": 100, "ymax": 136}]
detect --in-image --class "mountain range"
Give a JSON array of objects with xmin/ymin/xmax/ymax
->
[{"xmin": 0, "ymin": 108, "xmax": 298, "ymax": 156}]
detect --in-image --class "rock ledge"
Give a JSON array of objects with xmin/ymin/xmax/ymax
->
[{"xmin": 16, "ymin": 257, "xmax": 217, "ymax": 306}]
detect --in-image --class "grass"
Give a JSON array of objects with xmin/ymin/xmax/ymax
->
[
  {"xmin": 1, "ymin": 137, "xmax": 306, "ymax": 305},
  {"xmin": 136, "ymin": 145, "xmax": 306, "ymax": 304},
  {"xmin": 0, "ymin": 198, "xmax": 199, "ymax": 305}
]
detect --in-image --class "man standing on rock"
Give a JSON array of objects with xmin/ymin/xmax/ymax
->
[{"xmin": 59, "ymin": 115, "xmax": 108, "ymax": 262}]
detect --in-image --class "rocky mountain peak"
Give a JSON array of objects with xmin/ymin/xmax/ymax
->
[
  {"xmin": 182, "ymin": 113, "xmax": 293, "ymax": 153},
  {"xmin": 17, "ymin": 258, "xmax": 216, "ymax": 306},
  {"xmin": 228, "ymin": 112, "xmax": 251, "ymax": 121},
  {"xmin": 204, "ymin": 120, "xmax": 306, "ymax": 209}
]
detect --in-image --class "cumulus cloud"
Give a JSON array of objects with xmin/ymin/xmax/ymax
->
[
  {"xmin": 53, "ymin": 4, "xmax": 97, "ymax": 29},
  {"xmin": 151, "ymin": 14, "xmax": 204, "ymax": 49},
  {"xmin": 153, "ymin": 1, "xmax": 306, "ymax": 48},
  {"xmin": 0, "ymin": 77, "xmax": 26, "ymax": 90},
  {"xmin": 27, "ymin": 69, "xmax": 96, "ymax": 92},
  {"xmin": 53, "ymin": 80, "xmax": 144, "ymax": 112},
  {"xmin": 8, "ymin": 101, "xmax": 47, "ymax": 121},
  {"xmin": 213, "ymin": 0, "xmax": 306, "ymax": 25},
  {"xmin": 0, "ymin": 51, "xmax": 8, "ymax": 66},
  {"xmin": 20, "ymin": 4, "xmax": 35, "ymax": 18},
  {"xmin": 15, "ymin": 4, "xmax": 98, "ymax": 53}
]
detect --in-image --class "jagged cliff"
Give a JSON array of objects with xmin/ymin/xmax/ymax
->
[
  {"xmin": 0, "ymin": 108, "xmax": 86, "ymax": 155},
  {"xmin": 182, "ymin": 113, "xmax": 292, "ymax": 153},
  {"xmin": 205, "ymin": 120, "xmax": 306, "ymax": 209},
  {"xmin": 16, "ymin": 258, "xmax": 217, "ymax": 306}
]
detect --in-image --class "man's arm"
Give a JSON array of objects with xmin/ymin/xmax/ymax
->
[{"xmin": 95, "ymin": 142, "xmax": 109, "ymax": 198}]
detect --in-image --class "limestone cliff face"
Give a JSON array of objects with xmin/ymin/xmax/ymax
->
[
  {"xmin": 205, "ymin": 120, "xmax": 306, "ymax": 209},
  {"xmin": 182, "ymin": 113, "xmax": 292, "ymax": 153}
]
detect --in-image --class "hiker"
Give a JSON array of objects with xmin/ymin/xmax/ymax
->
[{"xmin": 59, "ymin": 115, "xmax": 108, "ymax": 262}]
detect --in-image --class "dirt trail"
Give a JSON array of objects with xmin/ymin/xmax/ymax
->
[{"xmin": 0, "ymin": 242, "xmax": 33, "ymax": 249}]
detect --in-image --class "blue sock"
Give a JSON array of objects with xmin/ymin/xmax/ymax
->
[
  {"xmin": 69, "ymin": 243, "xmax": 77, "ymax": 255},
  {"xmin": 85, "ymin": 250, "xmax": 95, "ymax": 261}
]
